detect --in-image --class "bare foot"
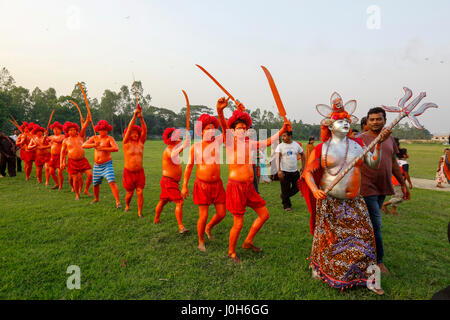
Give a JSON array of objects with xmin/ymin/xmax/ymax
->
[
  {"xmin": 124, "ymin": 207, "xmax": 130, "ymax": 212},
  {"xmin": 90, "ymin": 199, "xmax": 99, "ymax": 205},
  {"xmin": 138, "ymin": 214, "xmax": 143, "ymax": 218},
  {"xmin": 75, "ymin": 195, "xmax": 80, "ymax": 200},
  {"xmin": 368, "ymin": 286, "xmax": 385, "ymax": 295},
  {"xmin": 228, "ymin": 253, "xmax": 241, "ymax": 264},
  {"xmin": 51, "ymin": 185, "xmax": 59, "ymax": 190},
  {"xmin": 198, "ymin": 243, "xmax": 206, "ymax": 252},
  {"xmin": 153, "ymin": 220, "xmax": 161, "ymax": 224},
  {"xmin": 83, "ymin": 191, "xmax": 91, "ymax": 196},
  {"xmin": 205, "ymin": 228, "xmax": 215, "ymax": 240},
  {"xmin": 116, "ymin": 203, "xmax": 122, "ymax": 209},
  {"xmin": 377, "ymin": 262, "xmax": 390, "ymax": 275},
  {"xmin": 179, "ymin": 227, "xmax": 190, "ymax": 234},
  {"xmin": 242, "ymin": 242, "xmax": 262, "ymax": 253}
]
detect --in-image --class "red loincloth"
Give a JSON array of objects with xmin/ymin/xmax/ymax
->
[
  {"xmin": 20, "ymin": 149, "xmax": 35, "ymax": 163},
  {"xmin": 123, "ymin": 168, "xmax": 146, "ymax": 191},
  {"xmin": 48, "ymin": 153, "xmax": 60, "ymax": 169},
  {"xmin": 159, "ymin": 176, "xmax": 182, "ymax": 202},
  {"xmin": 193, "ymin": 178, "xmax": 226, "ymax": 206},
  {"xmin": 35, "ymin": 153, "xmax": 51, "ymax": 167},
  {"xmin": 67, "ymin": 157, "xmax": 92, "ymax": 175},
  {"xmin": 226, "ymin": 179, "xmax": 266, "ymax": 215}
]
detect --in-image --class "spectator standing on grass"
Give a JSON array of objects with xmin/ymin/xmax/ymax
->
[
  {"xmin": 0, "ymin": 131, "xmax": 17, "ymax": 177},
  {"xmin": 382, "ymin": 148, "xmax": 413, "ymax": 215},
  {"xmin": 9, "ymin": 129, "xmax": 21, "ymax": 172},
  {"xmin": 305, "ymin": 136, "xmax": 315, "ymax": 161},
  {"xmin": 359, "ymin": 107, "xmax": 411, "ymax": 275},
  {"xmin": 436, "ymin": 148, "xmax": 450, "ymax": 188},
  {"xmin": 275, "ymin": 130, "xmax": 305, "ymax": 212}
]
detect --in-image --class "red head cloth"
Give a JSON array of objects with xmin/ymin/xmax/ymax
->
[
  {"xmin": 163, "ymin": 127, "xmax": 181, "ymax": 145},
  {"xmin": 31, "ymin": 124, "xmax": 45, "ymax": 134},
  {"xmin": 123, "ymin": 125, "xmax": 142, "ymax": 138},
  {"xmin": 195, "ymin": 114, "xmax": 219, "ymax": 136},
  {"xmin": 227, "ymin": 110, "xmax": 252, "ymax": 129},
  {"xmin": 27, "ymin": 122, "xmax": 36, "ymax": 132},
  {"xmin": 94, "ymin": 120, "xmax": 113, "ymax": 132},
  {"xmin": 20, "ymin": 121, "xmax": 29, "ymax": 131},
  {"xmin": 50, "ymin": 121, "xmax": 64, "ymax": 131},
  {"xmin": 63, "ymin": 121, "xmax": 80, "ymax": 135}
]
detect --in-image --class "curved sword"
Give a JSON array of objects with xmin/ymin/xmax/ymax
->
[
  {"xmin": 195, "ymin": 64, "xmax": 238, "ymax": 105},
  {"xmin": 261, "ymin": 66, "xmax": 290, "ymax": 127},
  {"xmin": 77, "ymin": 82, "xmax": 96, "ymax": 136},
  {"xmin": 182, "ymin": 90, "xmax": 190, "ymax": 132}
]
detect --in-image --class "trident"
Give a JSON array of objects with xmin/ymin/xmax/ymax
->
[{"xmin": 324, "ymin": 87, "xmax": 438, "ymax": 194}]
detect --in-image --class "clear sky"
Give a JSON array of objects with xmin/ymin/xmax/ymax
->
[{"xmin": 1, "ymin": 0, "xmax": 449, "ymax": 134}]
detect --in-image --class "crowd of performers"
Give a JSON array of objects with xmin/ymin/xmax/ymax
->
[{"xmin": 3, "ymin": 89, "xmax": 445, "ymax": 297}]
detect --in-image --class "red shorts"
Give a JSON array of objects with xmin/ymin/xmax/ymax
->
[
  {"xmin": 67, "ymin": 157, "xmax": 92, "ymax": 175},
  {"xmin": 48, "ymin": 153, "xmax": 60, "ymax": 169},
  {"xmin": 193, "ymin": 178, "xmax": 226, "ymax": 206},
  {"xmin": 226, "ymin": 179, "xmax": 266, "ymax": 215},
  {"xmin": 20, "ymin": 149, "xmax": 35, "ymax": 163},
  {"xmin": 123, "ymin": 168, "xmax": 146, "ymax": 191},
  {"xmin": 159, "ymin": 176, "xmax": 182, "ymax": 203},
  {"xmin": 35, "ymin": 153, "xmax": 51, "ymax": 167}
]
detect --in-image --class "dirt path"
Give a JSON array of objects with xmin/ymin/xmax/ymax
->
[{"xmin": 411, "ymin": 177, "xmax": 450, "ymax": 192}]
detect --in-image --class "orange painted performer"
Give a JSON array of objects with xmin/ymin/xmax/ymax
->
[
  {"xmin": 154, "ymin": 127, "xmax": 190, "ymax": 234},
  {"xmin": 217, "ymin": 97, "xmax": 290, "ymax": 263},
  {"xmin": 47, "ymin": 121, "xmax": 65, "ymax": 189},
  {"xmin": 299, "ymin": 92, "xmax": 389, "ymax": 295},
  {"xmin": 15, "ymin": 122, "xmax": 36, "ymax": 181},
  {"xmin": 181, "ymin": 113, "xmax": 226, "ymax": 251},
  {"xmin": 82, "ymin": 120, "xmax": 121, "ymax": 208},
  {"xmin": 27, "ymin": 124, "xmax": 51, "ymax": 184},
  {"xmin": 60, "ymin": 114, "xmax": 93, "ymax": 200},
  {"xmin": 123, "ymin": 105, "xmax": 147, "ymax": 217}
]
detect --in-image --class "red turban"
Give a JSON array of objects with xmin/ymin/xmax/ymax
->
[
  {"xmin": 227, "ymin": 110, "xmax": 252, "ymax": 129},
  {"xmin": 20, "ymin": 121, "xmax": 29, "ymax": 131},
  {"xmin": 94, "ymin": 120, "xmax": 113, "ymax": 132},
  {"xmin": 123, "ymin": 125, "xmax": 142, "ymax": 138},
  {"xmin": 50, "ymin": 121, "xmax": 64, "ymax": 131},
  {"xmin": 27, "ymin": 122, "xmax": 36, "ymax": 131},
  {"xmin": 63, "ymin": 122, "xmax": 80, "ymax": 135},
  {"xmin": 163, "ymin": 127, "xmax": 181, "ymax": 145},
  {"xmin": 31, "ymin": 124, "xmax": 45, "ymax": 134},
  {"xmin": 195, "ymin": 114, "xmax": 219, "ymax": 136}
]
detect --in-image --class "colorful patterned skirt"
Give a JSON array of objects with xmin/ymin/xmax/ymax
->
[{"xmin": 310, "ymin": 195, "xmax": 377, "ymax": 290}]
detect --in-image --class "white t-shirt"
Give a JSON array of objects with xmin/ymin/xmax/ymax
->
[{"xmin": 275, "ymin": 141, "xmax": 303, "ymax": 172}]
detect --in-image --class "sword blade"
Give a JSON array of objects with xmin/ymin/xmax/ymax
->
[
  {"xmin": 261, "ymin": 66, "xmax": 287, "ymax": 119},
  {"xmin": 195, "ymin": 64, "xmax": 236, "ymax": 103},
  {"xmin": 182, "ymin": 90, "xmax": 190, "ymax": 132},
  {"xmin": 46, "ymin": 109, "xmax": 55, "ymax": 133}
]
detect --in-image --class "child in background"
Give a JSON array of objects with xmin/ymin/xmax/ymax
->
[{"xmin": 382, "ymin": 148, "xmax": 413, "ymax": 215}]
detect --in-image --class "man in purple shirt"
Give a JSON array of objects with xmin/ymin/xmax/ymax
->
[{"xmin": 359, "ymin": 107, "xmax": 411, "ymax": 275}]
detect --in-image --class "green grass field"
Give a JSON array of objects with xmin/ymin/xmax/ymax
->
[{"xmin": 0, "ymin": 142, "xmax": 448, "ymax": 300}]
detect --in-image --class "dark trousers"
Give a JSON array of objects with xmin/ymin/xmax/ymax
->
[
  {"xmin": 363, "ymin": 195, "xmax": 386, "ymax": 263},
  {"xmin": 280, "ymin": 170, "xmax": 300, "ymax": 209},
  {"xmin": 253, "ymin": 165, "xmax": 259, "ymax": 193},
  {"xmin": 0, "ymin": 154, "xmax": 16, "ymax": 177},
  {"xmin": 16, "ymin": 155, "xmax": 22, "ymax": 172}
]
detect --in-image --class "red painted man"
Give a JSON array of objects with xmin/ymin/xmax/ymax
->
[
  {"xmin": 82, "ymin": 120, "xmax": 120, "ymax": 208},
  {"xmin": 60, "ymin": 115, "xmax": 93, "ymax": 200},
  {"xmin": 28, "ymin": 124, "xmax": 51, "ymax": 184},
  {"xmin": 16, "ymin": 122, "xmax": 36, "ymax": 181},
  {"xmin": 154, "ymin": 127, "xmax": 190, "ymax": 234},
  {"xmin": 217, "ymin": 97, "xmax": 290, "ymax": 263},
  {"xmin": 182, "ymin": 113, "xmax": 226, "ymax": 251},
  {"xmin": 47, "ymin": 121, "xmax": 65, "ymax": 189},
  {"xmin": 123, "ymin": 106, "xmax": 147, "ymax": 217}
]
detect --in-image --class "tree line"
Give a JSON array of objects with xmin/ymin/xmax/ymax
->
[{"xmin": 0, "ymin": 67, "xmax": 432, "ymax": 140}]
